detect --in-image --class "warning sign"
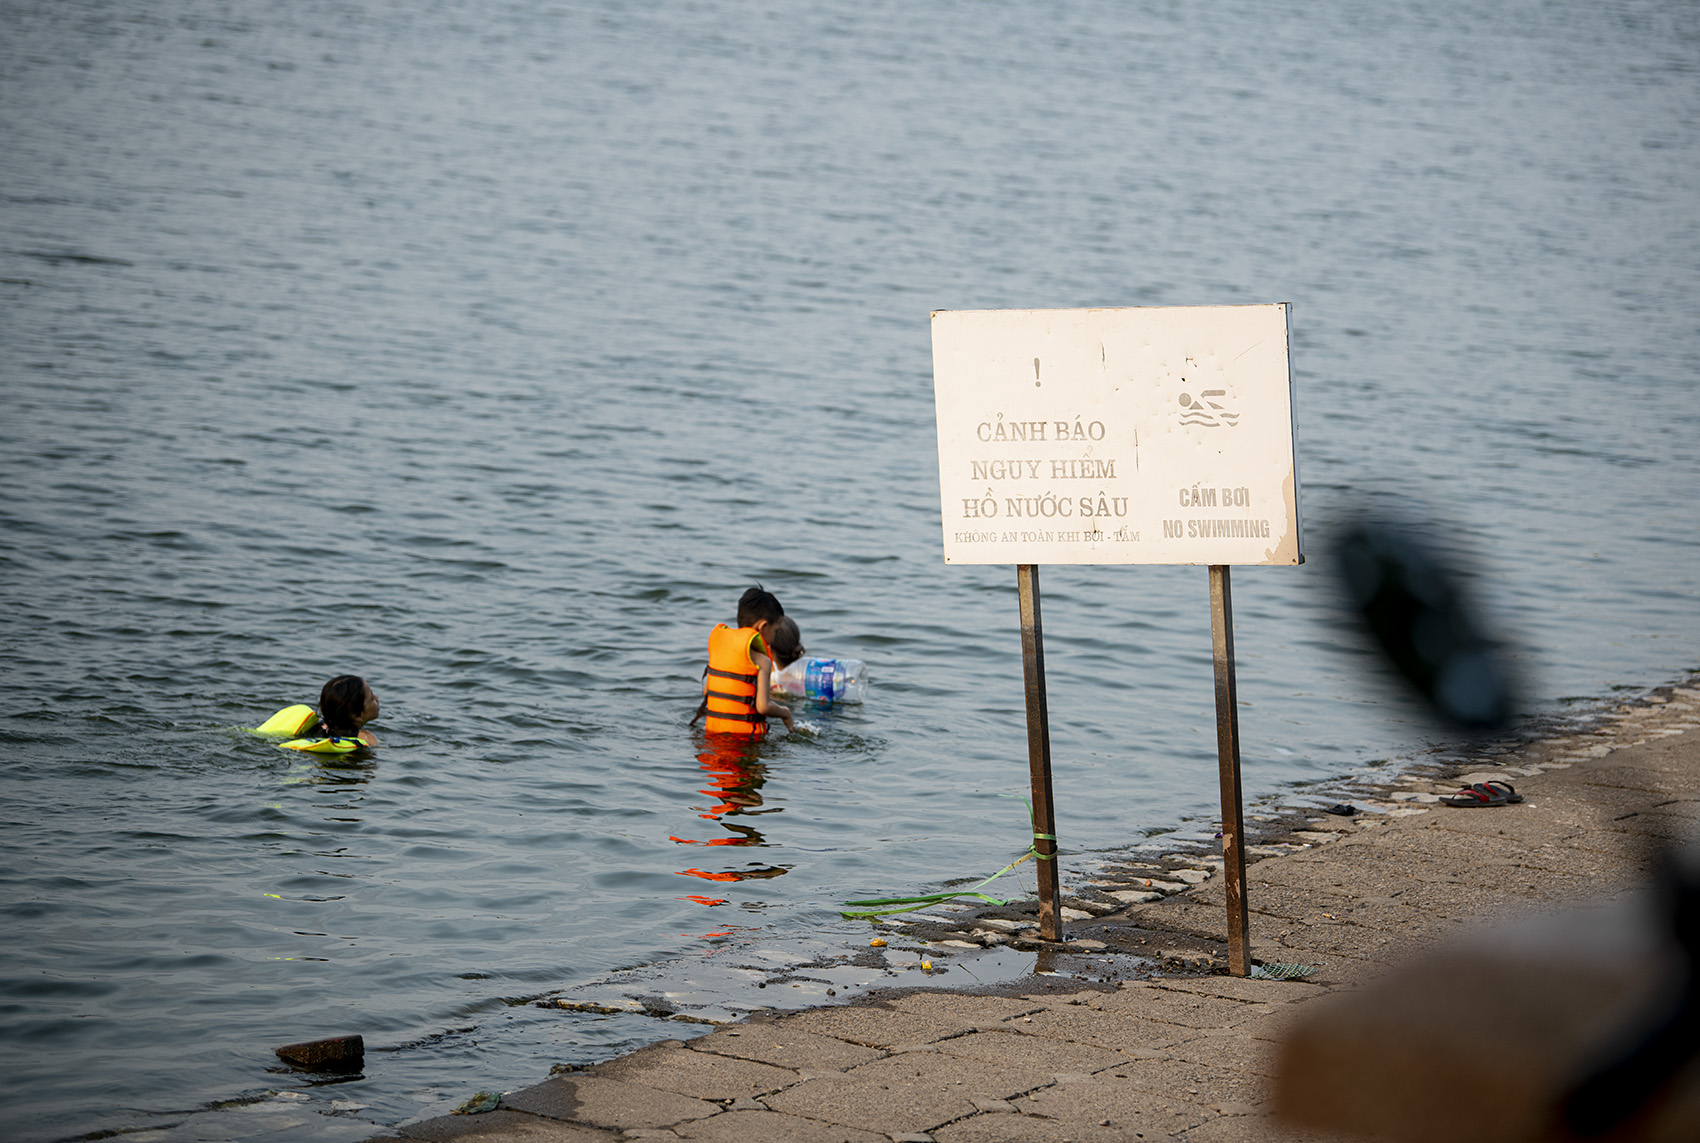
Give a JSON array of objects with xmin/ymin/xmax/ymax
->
[{"xmin": 932, "ymin": 305, "xmax": 1302, "ymax": 566}]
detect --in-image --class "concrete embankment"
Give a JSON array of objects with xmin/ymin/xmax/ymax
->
[{"xmin": 370, "ymin": 681, "xmax": 1700, "ymax": 1143}]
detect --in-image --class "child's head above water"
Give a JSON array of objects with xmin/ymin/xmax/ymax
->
[
  {"xmin": 764, "ymin": 616, "xmax": 804, "ymax": 669},
  {"xmin": 736, "ymin": 585, "xmax": 784, "ymax": 631},
  {"xmin": 318, "ymin": 675, "xmax": 378, "ymax": 736}
]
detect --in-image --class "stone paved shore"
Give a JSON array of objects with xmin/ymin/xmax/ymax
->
[{"xmin": 370, "ymin": 682, "xmax": 1700, "ymax": 1143}]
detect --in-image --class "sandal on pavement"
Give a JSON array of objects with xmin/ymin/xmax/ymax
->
[
  {"xmin": 1479, "ymin": 779, "xmax": 1524, "ymax": 803},
  {"xmin": 1441, "ymin": 783, "xmax": 1508, "ymax": 808}
]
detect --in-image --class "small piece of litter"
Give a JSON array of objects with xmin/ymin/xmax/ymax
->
[
  {"xmin": 1139, "ymin": 880, "xmax": 1188, "ymax": 893},
  {"xmin": 454, "ymin": 1091, "xmax": 501, "ymax": 1114},
  {"xmin": 1250, "ymin": 963, "xmax": 1317, "ymax": 981}
]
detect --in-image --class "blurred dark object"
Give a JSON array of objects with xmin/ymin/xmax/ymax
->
[
  {"xmin": 1336, "ymin": 517, "xmax": 1516, "ymax": 731},
  {"xmin": 1557, "ymin": 851, "xmax": 1700, "ymax": 1138},
  {"xmin": 1275, "ymin": 852, "xmax": 1700, "ymax": 1141}
]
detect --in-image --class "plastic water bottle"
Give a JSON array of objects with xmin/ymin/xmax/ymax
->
[{"xmin": 772, "ymin": 657, "xmax": 868, "ymax": 703}]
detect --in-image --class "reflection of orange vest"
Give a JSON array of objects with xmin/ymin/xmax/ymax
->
[{"xmin": 705, "ymin": 624, "xmax": 768, "ymax": 736}]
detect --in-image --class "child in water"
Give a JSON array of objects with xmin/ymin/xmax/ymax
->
[
  {"xmin": 315, "ymin": 675, "xmax": 381, "ymax": 746},
  {"xmin": 698, "ymin": 587, "xmax": 794, "ymax": 735},
  {"xmin": 763, "ymin": 617, "xmax": 805, "ymax": 671}
]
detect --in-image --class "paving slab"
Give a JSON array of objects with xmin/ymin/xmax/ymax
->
[
  {"xmin": 1089, "ymin": 983, "xmax": 1274, "ymax": 1031},
  {"xmin": 885, "ymin": 990, "xmax": 1042, "ymax": 1023},
  {"xmin": 396, "ymin": 1109, "xmax": 618, "ymax": 1141},
  {"xmin": 1191, "ymin": 880, "xmax": 1433, "ymax": 934},
  {"xmin": 687, "ymin": 1023, "xmax": 881, "ymax": 1072},
  {"xmin": 774, "ymin": 1004, "xmax": 980, "ymax": 1049},
  {"xmin": 1152, "ymin": 976, "xmax": 1327, "ymax": 1006},
  {"xmin": 932, "ymin": 1027, "xmax": 1125, "ymax": 1074},
  {"xmin": 1180, "ymin": 1111, "xmax": 1354, "ymax": 1143},
  {"xmin": 1423, "ymin": 803, "xmax": 1594, "ymax": 846},
  {"xmin": 1010, "ymin": 1005, "xmax": 1188, "ymax": 1060},
  {"xmin": 1549, "ymin": 762, "xmax": 1693, "ymax": 795},
  {"xmin": 759, "ymin": 1071, "xmax": 982, "ymax": 1137},
  {"xmin": 935, "ymin": 1112, "xmax": 1183, "ymax": 1143},
  {"xmin": 1013, "ymin": 1071, "xmax": 1215, "ymax": 1132},
  {"xmin": 1243, "ymin": 855, "xmax": 1429, "ymax": 900},
  {"xmin": 669, "ymin": 1108, "xmax": 889, "ymax": 1143},
  {"xmin": 501, "ymin": 1075, "xmax": 719, "ymax": 1130},
  {"xmin": 588, "ymin": 1039, "xmax": 796, "ymax": 1101},
  {"xmin": 846, "ymin": 1047, "xmax": 1056, "ymax": 1101},
  {"xmin": 1162, "ymin": 1028, "xmax": 1282, "ymax": 1078},
  {"xmin": 1076, "ymin": 1052, "xmax": 1271, "ymax": 1109}
]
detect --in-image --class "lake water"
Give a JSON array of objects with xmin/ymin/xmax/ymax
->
[{"xmin": 3, "ymin": 1, "xmax": 1697, "ymax": 1138}]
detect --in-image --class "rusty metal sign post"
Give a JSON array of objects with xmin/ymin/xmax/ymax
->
[
  {"xmin": 1017, "ymin": 564, "xmax": 1063, "ymax": 941},
  {"xmin": 932, "ymin": 305, "xmax": 1301, "ymax": 972},
  {"xmin": 1210, "ymin": 565, "xmax": 1252, "ymax": 975}
]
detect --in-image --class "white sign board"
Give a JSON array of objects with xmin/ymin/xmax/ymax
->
[{"xmin": 932, "ymin": 305, "xmax": 1302, "ymax": 566}]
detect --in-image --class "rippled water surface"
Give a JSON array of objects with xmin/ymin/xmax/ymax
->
[{"xmin": 3, "ymin": 1, "xmax": 1698, "ymax": 1138}]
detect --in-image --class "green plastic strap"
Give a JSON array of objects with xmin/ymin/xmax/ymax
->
[
  {"xmin": 837, "ymin": 797, "xmax": 1063, "ymax": 918},
  {"xmin": 838, "ymin": 891, "xmax": 1012, "ymax": 919},
  {"xmin": 1022, "ymin": 793, "xmax": 1058, "ymax": 858},
  {"xmin": 839, "ymin": 848, "xmax": 1037, "ymax": 919}
]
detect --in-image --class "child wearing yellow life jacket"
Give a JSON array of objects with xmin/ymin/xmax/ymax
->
[
  {"xmin": 699, "ymin": 587, "xmax": 794, "ymax": 736},
  {"xmin": 255, "ymin": 674, "xmax": 381, "ymax": 752},
  {"xmin": 313, "ymin": 675, "xmax": 381, "ymax": 746}
]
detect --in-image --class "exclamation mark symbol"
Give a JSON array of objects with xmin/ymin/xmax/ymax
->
[{"xmin": 1034, "ymin": 357, "xmax": 1041, "ymax": 387}]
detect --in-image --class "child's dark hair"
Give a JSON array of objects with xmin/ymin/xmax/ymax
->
[
  {"xmin": 737, "ymin": 585, "xmax": 784, "ymax": 629},
  {"xmin": 318, "ymin": 675, "xmax": 367, "ymax": 736},
  {"xmin": 765, "ymin": 616, "xmax": 805, "ymax": 669}
]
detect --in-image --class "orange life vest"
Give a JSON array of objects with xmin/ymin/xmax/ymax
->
[{"xmin": 704, "ymin": 623, "xmax": 770, "ymax": 736}]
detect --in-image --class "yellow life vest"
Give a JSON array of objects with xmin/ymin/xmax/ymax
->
[
  {"xmin": 254, "ymin": 705, "xmax": 316, "ymax": 736},
  {"xmin": 280, "ymin": 735, "xmax": 364, "ymax": 754},
  {"xmin": 253, "ymin": 704, "xmax": 369, "ymax": 753}
]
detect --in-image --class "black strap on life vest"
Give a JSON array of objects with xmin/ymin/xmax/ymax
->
[
  {"xmin": 702, "ymin": 657, "xmax": 767, "ymax": 729},
  {"xmin": 704, "ymin": 706, "xmax": 764, "ymax": 723},
  {"xmin": 705, "ymin": 685, "xmax": 767, "ymax": 725}
]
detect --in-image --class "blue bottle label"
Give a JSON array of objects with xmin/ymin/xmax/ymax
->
[{"xmin": 804, "ymin": 660, "xmax": 840, "ymax": 701}]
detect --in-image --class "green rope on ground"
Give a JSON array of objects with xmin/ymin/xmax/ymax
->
[
  {"xmin": 839, "ymin": 848, "xmax": 1035, "ymax": 918},
  {"xmin": 837, "ymin": 797, "xmax": 1060, "ymax": 918}
]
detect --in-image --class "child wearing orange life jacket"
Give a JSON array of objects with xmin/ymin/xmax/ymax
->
[{"xmin": 700, "ymin": 586, "xmax": 794, "ymax": 735}]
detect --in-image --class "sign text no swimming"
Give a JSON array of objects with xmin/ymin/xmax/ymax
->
[{"xmin": 932, "ymin": 305, "xmax": 1302, "ymax": 566}]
